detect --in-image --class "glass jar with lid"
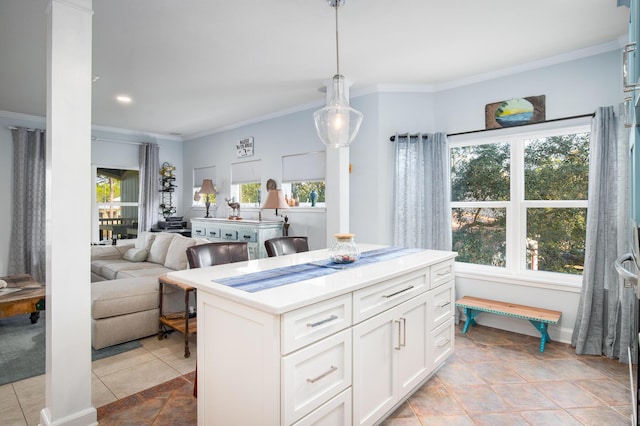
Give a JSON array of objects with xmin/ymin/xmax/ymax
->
[{"xmin": 329, "ymin": 233, "xmax": 361, "ymax": 264}]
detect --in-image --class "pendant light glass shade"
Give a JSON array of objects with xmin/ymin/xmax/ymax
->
[{"xmin": 314, "ymin": 75, "xmax": 364, "ymax": 148}]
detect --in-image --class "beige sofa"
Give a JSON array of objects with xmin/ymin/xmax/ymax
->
[{"xmin": 91, "ymin": 231, "xmax": 205, "ymax": 349}]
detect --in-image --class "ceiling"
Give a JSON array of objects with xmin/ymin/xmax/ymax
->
[{"xmin": 0, "ymin": 0, "xmax": 630, "ymax": 139}]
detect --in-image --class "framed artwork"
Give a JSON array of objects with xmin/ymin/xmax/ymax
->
[
  {"xmin": 485, "ymin": 95, "xmax": 546, "ymax": 129},
  {"xmin": 236, "ymin": 137, "xmax": 254, "ymax": 158}
]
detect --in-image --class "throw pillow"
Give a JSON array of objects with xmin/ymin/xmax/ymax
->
[
  {"xmin": 147, "ymin": 233, "xmax": 176, "ymax": 264},
  {"xmin": 164, "ymin": 234, "xmax": 197, "ymax": 270},
  {"xmin": 123, "ymin": 248, "xmax": 149, "ymax": 262},
  {"xmin": 135, "ymin": 231, "xmax": 156, "ymax": 250}
]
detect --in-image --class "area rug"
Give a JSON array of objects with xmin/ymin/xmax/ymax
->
[{"xmin": 0, "ymin": 314, "xmax": 142, "ymax": 386}]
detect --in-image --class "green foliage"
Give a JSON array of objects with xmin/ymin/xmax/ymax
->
[
  {"xmin": 240, "ymin": 183, "xmax": 261, "ymax": 204},
  {"xmin": 451, "ymin": 143, "xmax": 510, "ymax": 202},
  {"xmin": 96, "ymin": 173, "xmax": 120, "ymax": 203},
  {"xmin": 292, "ymin": 181, "xmax": 326, "ymax": 203}
]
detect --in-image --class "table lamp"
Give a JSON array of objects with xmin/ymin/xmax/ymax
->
[
  {"xmin": 262, "ymin": 189, "xmax": 289, "ymax": 217},
  {"xmin": 198, "ymin": 179, "xmax": 217, "ymax": 218}
]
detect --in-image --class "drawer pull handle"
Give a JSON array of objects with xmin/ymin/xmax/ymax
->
[
  {"xmin": 307, "ymin": 366, "xmax": 338, "ymax": 383},
  {"xmin": 383, "ymin": 285, "xmax": 414, "ymax": 299},
  {"xmin": 436, "ymin": 271, "xmax": 449, "ymax": 277},
  {"xmin": 307, "ymin": 315, "xmax": 338, "ymax": 328},
  {"xmin": 437, "ymin": 301, "xmax": 451, "ymax": 308},
  {"xmin": 437, "ymin": 338, "xmax": 450, "ymax": 348}
]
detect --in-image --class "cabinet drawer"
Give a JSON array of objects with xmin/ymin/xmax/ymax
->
[
  {"xmin": 428, "ymin": 281, "xmax": 454, "ymax": 330},
  {"xmin": 239, "ymin": 230, "xmax": 257, "ymax": 242},
  {"xmin": 353, "ymin": 268, "xmax": 428, "ymax": 324},
  {"xmin": 431, "ymin": 318, "xmax": 454, "ymax": 369},
  {"xmin": 282, "ymin": 330, "xmax": 352, "ymax": 425},
  {"xmin": 192, "ymin": 225, "xmax": 206, "ymax": 237},
  {"xmin": 206, "ymin": 227, "xmax": 221, "ymax": 238},
  {"xmin": 282, "ymin": 294, "xmax": 352, "ymax": 354},
  {"xmin": 221, "ymin": 229, "xmax": 238, "ymax": 240},
  {"xmin": 431, "ymin": 259, "xmax": 454, "ymax": 289},
  {"xmin": 292, "ymin": 388, "xmax": 351, "ymax": 426}
]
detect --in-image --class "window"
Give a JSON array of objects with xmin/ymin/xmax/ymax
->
[
  {"xmin": 231, "ymin": 160, "xmax": 261, "ymax": 206},
  {"xmin": 450, "ymin": 124, "xmax": 589, "ymax": 279},
  {"xmin": 281, "ymin": 151, "xmax": 326, "ymax": 206},
  {"xmin": 193, "ymin": 166, "xmax": 216, "ymax": 207},
  {"xmin": 96, "ymin": 167, "xmax": 139, "ymax": 241}
]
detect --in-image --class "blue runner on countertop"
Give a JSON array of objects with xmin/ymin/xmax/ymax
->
[{"xmin": 215, "ymin": 246, "xmax": 423, "ymax": 293}]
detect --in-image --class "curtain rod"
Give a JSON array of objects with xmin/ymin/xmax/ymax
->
[
  {"xmin": 389, "ymin": 113, "xmax": 595, "ymax": 141},
  {"xmin": 92, "ymin": 136, "xmax": 142, "ymax": 146},
  {"xmin": 7, "ymin": 126, "xmax": 39, "ymax": 131}
]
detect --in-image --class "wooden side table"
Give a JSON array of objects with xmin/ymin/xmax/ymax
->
[
  {"xmin": 158, "ymin": 274, "xmax": 197, "ymax": 358},
  {"xmin": 0, "ymin": 274, "xmax": 45, "ymax": 323}
]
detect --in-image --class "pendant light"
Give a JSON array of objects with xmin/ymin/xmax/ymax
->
[{"xmin": 313, "ymin": 0, "xmax": 363, "ymax": 148}]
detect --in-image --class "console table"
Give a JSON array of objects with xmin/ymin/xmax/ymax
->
[
  {"xmin": 190, "ymin": 218, "xmax": 283, "ymax": 259},
  {"xmin": 167, "ymin": 245, "xmax": 456, "ymax": 425}
]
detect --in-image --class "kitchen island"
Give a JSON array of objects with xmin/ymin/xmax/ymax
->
[{"xmin": 166, "ymin": 244, "xmax": 456, "ymax": 426}]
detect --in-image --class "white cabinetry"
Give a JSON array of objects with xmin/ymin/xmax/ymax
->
[
  {"xmin": 172, "ymin": 246, "xmax": 456, "ymax": 426},
  {"xmin": 190, "ymin": 218, "xmax": 283, "ymax": 258}
]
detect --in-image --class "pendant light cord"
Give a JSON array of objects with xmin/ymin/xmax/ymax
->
[{"xmin": 335, "ymin": 2, "xmax": 340, "ymax": 76}]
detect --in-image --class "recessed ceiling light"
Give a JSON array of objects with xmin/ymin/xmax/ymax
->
[{"xmin": 116, "ymin": 95, "xmax": 132, "ymax": 104}]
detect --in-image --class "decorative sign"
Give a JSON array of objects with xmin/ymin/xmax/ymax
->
[
  {"xmin": 236, "ymin": 137, "xmax": 254, "ymax": 158},
  {"xmin": 485, "ymin": 95, "xmax": 545, "ymax": 129}
]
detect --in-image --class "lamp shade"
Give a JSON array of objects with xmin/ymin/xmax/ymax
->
[
  {"xmin": 262, "ymin": 189, "xmax": 289, "ymax": 210},
  {"xmin": 313, "ymin": 75, "xmax": 363, "ymax": 148},
  {"xmin": 199, "ymin": 179, "xmax": 217, "ymax": 195}
]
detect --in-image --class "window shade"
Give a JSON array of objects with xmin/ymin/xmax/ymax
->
[
  {"xmin": 194, "ymin": 166, "xmax": 216, "ymax": 187},
  {"xmin": 282, "ymin": 151, "xmax": 325, "ymax": 183},
  {"xmin": 231, "ymin": 160, "xmax": 261, "ymax": 184}
]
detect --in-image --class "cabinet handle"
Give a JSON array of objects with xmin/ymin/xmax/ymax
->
[
  {"xmin": 436, "ymin": 301, "xmax": 451, "ymax": 308},
  {"xmin": 625, "ymin": 96, "xmax": 634, "ymax": 128},
  {"xmin": 394, "ymin": 320, "xmax": 402, "ymax": 350},
  {"xmin": 436, "ymin": 271, "xmax": 449, "ymax": 277},
  {"xmin": 383, "ymin": 285, "xmax": 414, "ymax": 299},
  {"xmin": 306, "ymin": 365, "xmax": 338, "ymax": 383},
  {"xmin": 623, "ymin": 43, "xmax": 640, "ymax": 92},
  {"xmin": 307, "ymin": 315, "xmax": 338, "ymax": 328},
  {"xmin": 400, "ymin": 317, "xmax": 406, "ymax": 348},
  {"xmin": 437, "ymin": 338, "xmax": 450, "ymax": 348}
]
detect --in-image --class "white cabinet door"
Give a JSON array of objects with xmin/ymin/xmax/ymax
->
[
  {"xmin": 353, "ymin": 292, "xmax": 432, "ymax": 426},
  {"xmin": 352, "ymin": 308, "xmax": 397, "ymax": 426},
  {"xmin": 397, "ymin": 292, "xmax": 429, "ymax": 395}
]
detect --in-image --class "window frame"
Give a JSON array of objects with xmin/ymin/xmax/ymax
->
[
  {"xmin": 449, "ymin": 118, "xmax": 591, "ymax": 289},
  {"xmin": 93, "ymin": 165, "xmax": 140, "ymax": 242}
]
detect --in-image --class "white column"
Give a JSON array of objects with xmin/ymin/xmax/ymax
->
[
  {"xmin": 324, "ymin": 78, "xmax": 352, "ymax": 247},
  {"xmin": 42, "ymin": 1, "xmax": 95, "ymax": 425}
]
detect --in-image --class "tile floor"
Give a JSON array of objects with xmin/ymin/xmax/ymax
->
[
  {"xmin": 0, "ymin": 330, "xmax": 196, "ymax": 426},
  {"xmin": 1, "ymin": 324, "xmax": 636, "ymax": 425}
]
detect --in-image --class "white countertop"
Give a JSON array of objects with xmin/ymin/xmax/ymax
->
[{"xmin": 167, "ymin": 245, "xmax": 456, "ymax": 314}]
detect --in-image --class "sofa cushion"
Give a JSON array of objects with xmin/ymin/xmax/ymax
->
[
  {"xmin": 147, "ymin": 233, "xmax": 176, "ymax": 265},
  {"xmin": 123, "ymin": 247, "xmax": 149, "ymax": 262},
  {"xmin": 135, "ymin": 231, "xmax": 156, "ymax": 251},
  {"xmin": 100, "ymin": 260, "xmax": 165, "ymax": 280},
  {"xmin": 92, "ymin": 277, "xmax": 159, "ymax": 320},
  {"xmin": 117, "ymin": 267, "xmax": 176, "ymax": 279},
  {"xmin": 164, "ymin": 234, "xmax": 197, "ymax": 270}
]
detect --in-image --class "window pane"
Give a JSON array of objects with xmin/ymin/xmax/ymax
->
[
  {"xmin": 526, "ymin": 208, "xmax": 586, "ymax": 274},
  {"xmin": 292, "ymin": 181, "xmax": 325, "ymax": 204},
  {"xmin": 452, "ymin": 207, "xmax": 506, "ymax": 267},
  {"xmin": 524, "ymin": 132, "xmax": 589, "ymax": 200},
  {"xmin": 451, "ymin": 143, "xmax": 510, "ymax": 202},
  {"xmin": 240, "ymin": 183, "xmax": 261, "ymax": 204}
]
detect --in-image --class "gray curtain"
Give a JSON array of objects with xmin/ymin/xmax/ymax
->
[
  {"xmin": 138, "ymin": 142, "xmax": 160, "ymax": 232},
  {"xmin": 572, "ymin": 105, "xmax": 637, "ymax": 363},
  {"xmin": 393, "ymin": 132, "xmax": 452, "ymax": 250},
  {"xmin": 9, "ymin": 127, "xmax": 46, "ymax": 283}
]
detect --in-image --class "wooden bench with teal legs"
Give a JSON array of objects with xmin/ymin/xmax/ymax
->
[{"xmin": 455, "ymin": 296, "xmax": 562, "ymax": 352}]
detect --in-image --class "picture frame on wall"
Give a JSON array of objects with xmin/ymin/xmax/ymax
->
[
  {"xmin": 485, "ymin": 95, "xmax": 546, "ymax": 129},
  {"xmin": 236, "ymin": 137, "xmax": 254, "ymax": 158}
]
